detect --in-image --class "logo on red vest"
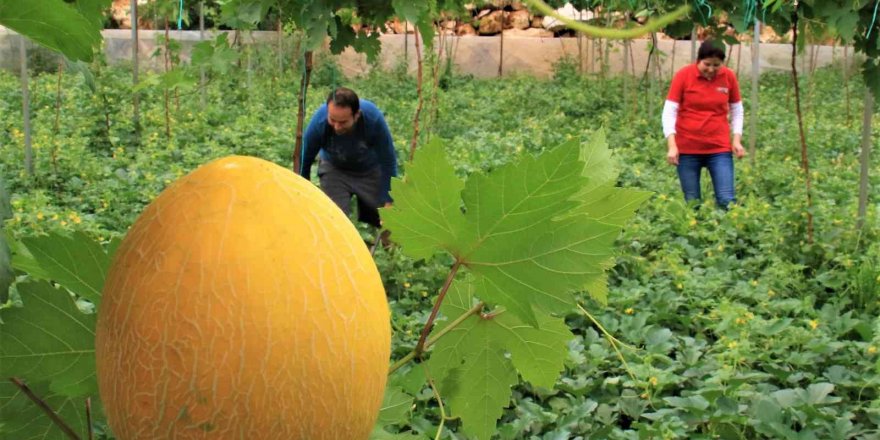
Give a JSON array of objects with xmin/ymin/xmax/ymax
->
[{"xmin": 717, "ymin": 87, "xmax": 729, "ymax": 94}]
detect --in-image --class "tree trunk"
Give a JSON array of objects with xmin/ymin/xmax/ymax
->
[
  {"xmin": 623, "ymin": 38, "xmax": 630, "ymax": 118},
  {"xmin": 498, "ymin": 29, "xmax": 504, "ymax": 77},
  {"xmin": 292, "ymin": 51, "xmax": 313, "ymax": 173},
  {"xmin": 669, "ymin": 39, "xmax": 676, "ymax": 78},
  {"xmin": 409, "ymin": 28, "xmax": 424, "ymax": 161},
  {"xmin": 844, "ymin": 45, "xmax": 851, "ymax": 125},
  {"xmin": 164, "ymin": 18, "xmax": 171, "ymax": 139},
  {"xmin": 857, "ymin": 89, "xmax": 874, "ymax": 230},
  {"xmin": 736, "ymin": 41, "xmax": 742, "ymax": 77},
  {"xmin": 790, "ymin": 10, "xmax": 814, "ymax": 243},
  {"xmin": 404, "ymin": 21, "xmax": 409, "ymax": 67},
  {"xmin": 199, "ymin": 1, "xmax": 206, "ymax": 107},
  {"xmin": 19, "ymin": 36, "xmax": 33, "ymax": 177},
  {"xmin": 749, "ymin": 20, "xmax": 760, "ymax": 164},
  {"xmin": 428, "ymin": 25, "xmax": 445, "ymax": 140},
  {"xmin": 131, "ymin": 0, "xmax": 140, "ymax": 133},
  {"xmin": 52, "ymin": 61, "xmax": 63, "ymax": 180},
  {"xmin": 277, "ymin": 19, "xmax": 284, "ymax": 73}
]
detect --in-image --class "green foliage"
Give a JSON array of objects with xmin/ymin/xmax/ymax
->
[
  {"xmin": 11, "ymin": 231, "xmax": 110, "ymax": 305},
  {"xmin": 429, "ymin": 279, "xmax": 574, "ymax": 439},
  {"xmin": 0, "ymin": 59, "xmax": 878, "ymax": 440},
  {"xmin": 0, "ymin": 0, "xmax": 108, "ymax": 62},
  {"xmin": 0, "ymin": 281, "xmax": 97, "ymax": 397},
  {"xmin": 385, "ymin": 135, "xmax": 646, "ymax": 325}
]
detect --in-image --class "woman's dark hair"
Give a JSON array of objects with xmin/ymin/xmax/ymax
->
[
  {"xmin": 697, "ymin": 40, "xmax": 726, "ymax": 61},
  {"xmin": 327, "ymin": 87, "xmax": 360, "ymax": 114}
]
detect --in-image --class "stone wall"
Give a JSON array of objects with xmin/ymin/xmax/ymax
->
[{"xmin": 0, "ymin": 28, "xmax": 857, "ymax": 80}]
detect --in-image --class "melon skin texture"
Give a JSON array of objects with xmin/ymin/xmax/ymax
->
[{"xmin": 95, "ymin": 156, "xmax": 391, "ymax": 440}]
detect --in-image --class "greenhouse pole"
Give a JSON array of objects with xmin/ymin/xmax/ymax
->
[
  {"xmin": 132, "ymin": 0, "xmax": 140, "ymax": 132},
  {"xmin": 857, "ymin": 90, "xmax": 874, "ymax": 230},
  {"xmin": 18, "ymin": 37, "xmax": 33, "ymax": 176},
  {"xmin": 691, "ymin": 28, "xmax": 696, "ymax": 60},
  {"xmin": 749, "ymin": 20, "xmax": 760, "ymax": 164}
]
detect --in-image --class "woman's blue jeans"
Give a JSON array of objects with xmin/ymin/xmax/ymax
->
[{"xmin": 676, "ymin": 152, "xmax": 736, "ymax": 209}]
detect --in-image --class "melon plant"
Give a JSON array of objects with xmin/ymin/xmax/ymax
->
[{"xmin": 95, "ymin": 156, "xmax": 391, "ymax": 440}]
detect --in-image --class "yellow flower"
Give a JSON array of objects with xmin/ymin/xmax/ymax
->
[
  {"xmin": 768, "ymin": 289, "xmax": 776, "ymax": 297},
  {"xmin": 676, "ymin": 283, "xmax": 683, "ymax": 290},
  {"xmin": 727, "ymin": 341, "xmax": 738, "ymax": 349},
  {"xmin": 735, "ymin": 317, "xmax": 746, "ymax": 325},
  {"xmin": 750, "ymin": 279, "xmax": 759, "ymax": 287},
  {"xmin": 421, "ymin": 291, "xmax": 428, "ymax": 298},
  {"xmin": 60, "ymin": 220, "xmax": 68, "ymax": 226},
  {"xmin": 868, "ymin": 346, "xmax": 877, "ymax": 355},
  {"xmin": 640, "ymin": 392, "xmax": 649, "ymax": 399},
  {"xmin": 689, "ymin": 219, "xmax": 697, "ymax": 226},
  {"xmin": 625, "ymin": 307, "xmax": 634, "ymax": 315},
  {"xmin": 36, "ymin": 212, "xmax": 44, "ymax": 220},
  {"xmin": 809, "ymin": 320, "xmax": 819, "ymax": 330},
  {"xmin": 403, "ymin": 282, "xmax": 411, "ymax": 288},
  {"xmin": 649, "ymin": 376, "xmax": 658, "ymax": 386}
]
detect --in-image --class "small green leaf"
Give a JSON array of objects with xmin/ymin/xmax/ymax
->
[
  {"xmin": 14, "ymin": 231, "xmax": 109, "ymax": 304},
  {"xmin": 0, "ymin": 0, "xmax": 103, "ymax": 62},
  {"xmin": 0, "ymin": 281, "xmax": 97, "ymax": 397},
  {"xmin": 377, "ymin": 386, "xmax": 414, "ymax": 427}
]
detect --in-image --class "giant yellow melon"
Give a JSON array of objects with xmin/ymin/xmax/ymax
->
[{"xmin": 95, "ymin": 156, "xmax": 391, "ymax": 440}]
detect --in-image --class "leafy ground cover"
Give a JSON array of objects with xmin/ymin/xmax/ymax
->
[{"xmin": 1, "ymin": 52, "xmax": 879, "ymax": 439}]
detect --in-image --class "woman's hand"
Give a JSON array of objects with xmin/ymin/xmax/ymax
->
[
  {"xmin": 732, "ymin": 137, "xmax": 746, "ymax": 159},
  {"xmin": 666, "ymin": 136, "xmax": 679, "ymax": 166}
]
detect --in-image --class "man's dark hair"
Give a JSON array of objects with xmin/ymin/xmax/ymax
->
[
  {"xmin": 327, "ymin": 87, "xmax": 360, "ymax": 114},
  {"xmin": 697, "ymin": 40, "xmax": 726, "ymax": 61}
]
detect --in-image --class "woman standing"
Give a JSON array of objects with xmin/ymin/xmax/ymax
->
[{"xmin": 663, "ymin": 40, "xmax": 745, "ymax": 209}]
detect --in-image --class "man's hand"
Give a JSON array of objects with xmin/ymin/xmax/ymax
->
[
  {"xmin": 383, "ymin": 202, "xmax": 393, "ymax": 208},
  {"xmin": 666, "ymin": 135, "xmax": 679, "ymax": 166}
]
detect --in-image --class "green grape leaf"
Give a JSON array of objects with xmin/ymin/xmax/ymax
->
[
  {"xmin": 0, "ymin": 281, "xmax": 97, "ymax": 397},
  {"xmin": 428, "ymin": 279, "xmax": 573, "ymax": 439},
  {"xmin": 579, "ymin": 129, "xmax": 618, "ymax": 193},
  {"xmin": 0, "ymin": 380, "xmax": 92, "ymax": 439},
  {"xmin": 0, "ymin": 0, "xmax": 103, "ymax": 62},
  {"xmin": 385, "ymin": 136, "xmax": 644, "ymax": 326},
  {"xmin": 12, "ymin": 231, "xmax": 109, "ymax": 305},
  {"xmin": 572, "ymin": 185, "xmax": 653, "ymax": 227},
  {"xmin": 466, "ymin": 215, "xmax": 620, "ymax": 325},
  {"xmin": 384, "ymin": 139, "xmax": 467, "ymax": 260},
  {"xmin": 376, "ymin": 386, "xmax": 414, "ymax": 427}
]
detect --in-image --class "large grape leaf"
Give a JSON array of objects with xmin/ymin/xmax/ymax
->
[
  {"xmin": 384, "ymin": 134, "xmax": 645, "ymax": 326},
  {"xmin": 428, "ymin": 278, "xmax": 573, "ymax": 439},
  {"xmin": 0, "ymin": 281, "xmax": 98, "ymax": 397},
  {"xmin": 0, "ymin": 0, "xmax": 103, "ymax": 62},
  {"xmin": 12, "ymin": 231, "xmax": 109, "ymax": 305},
  {"xmin": 384, "ymin": 139, "xmax": 467, "ymax": 261},
  {"xmin": 0, "ymin": 380, "xmax": 91, "ymax": 440}
]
